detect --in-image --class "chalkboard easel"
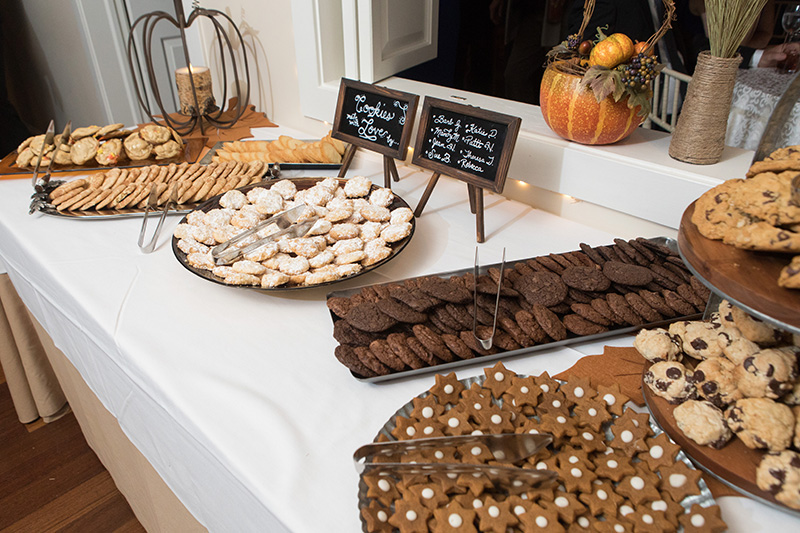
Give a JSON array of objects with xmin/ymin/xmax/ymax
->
[
  {"xmin": 411, "ymin": 97, "xmax": 521, "ymax": 243},
  {"xmin": 330, "ymin": 78, "xmax": 419, "ymax": 188}
]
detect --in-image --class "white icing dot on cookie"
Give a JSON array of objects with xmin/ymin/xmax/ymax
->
[
  {"xmin": 471, "ymin": 446, "xmax": 482, "ymax": 456},
  {"xmin": 643, "ymin": 514, "xmax": 654, "ymax": 524},
  {"xmin": 377, "ymin": 510, "xmax": 388, "ymax": 522},
  {"xmin": 529, "ymin": 429, "xmax": 540, "ymax": 434},
  {"xmin": 607, "ymin": 460, "xmax": 619, "ymax": 468},
  {"xmin": 571, "ymin": 467, "xmax": 583, "ymax": 478},
  {"xmin": 552, "ymin": 400, "xmax": 562, "ymax": 408},
  {"xmin": 652, "ymin": 500, "xmax": 667, "ymax": 512},
  {"xmin": 536, "ymin": 461, "xmax": 547, "ymax": 470},
  {"xmin": 421, "ymin": 406, "xmax": 434, "ymax": 418},
  {"xmin": 603, "ymin": 393, "xmax": 616, "ymax": 405},
  {"xmin": 494, "ymin": 450, "xmax": 506, "ymax": 461},
  {"xmin": 569, "ymin": 455, "xmax": 580, "ymax": 464},
  {"xmin": 556, "ymin": 496, "xmax": 569, "ymax": 508},
  {"xmin": 491, "ymin": 414, "xmax": 502, "ymax": 424},
  {"xmin": 574, "ymin": 387, "xmax": 585, "ymax": 398},
  {"xmin": 536, "ymin": 516, "xmax": 548, "ymax": 527},
  {"xmin": 541, "ymin": 384, "xmax": 550, "ymax": 393},
  {"xmin": 521, "ymin": 386, "xmax": 529, "ymax": 394},
  {"xmin": 489, "ymin": 505, "xmax": 500, "ymax": 518},
  {"xmin": 421, "ymin": 488, "xmax": 434, "ymax": 499},
  {"xmin": 621, "ymin": 430, "xmax": 633, "ymax": 443},
  {"xmin": 423, "ymin": 426, "xmax": 434, "ymax": 435},
  {"xmin": 406, "ymin": 427, "xmax": 416, "ymax": 437},
  {"xmin": 597, "ymin": 489, "xmax": 608, "ymax": 501},
  {"xmin": 691, "ymin": 514, "xmax": 705, "ymax": 527},
  {"xmin": 583, "ymin": 432, "xmax": 594, "ymax": 441},
  {"xmin": 578, "ymin": 517, "xmax": 590, "ymax": 527},
  {"xmin": 494, "ymin": 371, "xmax": 505, "ymax": 382},
  {"xmin": 620, "ymin": 505, "xmax": 634, "ymax": 516},
  {"xmin": 513, "ymin": 480, "xmax": 523, "ymax": 487},
  {"xmin": 631, "ymin": 476, "xmax": 645, "ymax": 490},
  {"xmin": 406, "ymin": 510, "xmax": 417, "ymax": 521},
  {"xmin": 448, "ymin": 513, "xmax": 463, "ymax": 527},
  {"xmin": 614, "ymin": 525, "xmax": 624, "ymax": 533},
  {"xmin": 435, "ymin": 450, "xmax": 444, "ymax": 460},
  {"xmin": 514, "ymin": 505, "xmax": 526, "ymax": 516},
  {"xmin": 650, "ymin": 445, "xmax": 664, "ymax": 459},
  {"xmin": 471, "ymin": 429, "xmax": 484, "ymax": 435},
  {"xmin": 669, "ymin": 473, "xmax": 687, "ymax": 487},
  {"xmin": 444, "ymin": 384, "xmax": 454, "ymax": 394},
  {"xmin": 588, "ymin": 408, "xmax": 597, "ymax": 416},
  {"xmin": 378, "ymin": 479, "xmax": 390, "ymax": 492},
  {"xmin": 448, "ymin": 417, "xmax": 459, "ymax": 428},
  {"xmin": 474, "ymin": 403, "xmax": 482, "ymax": 410},
  {"xmin": 472, "ymin": 499, "xmax": 483, "ymax": 509},
  {"xmin": 557, "ymin": 416, "xmax": 567, "ymax": 424}
]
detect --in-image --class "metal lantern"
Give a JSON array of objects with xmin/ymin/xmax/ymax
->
[{"xmin": 126, "ymin": 0, "xmax": 250, "ymax": 135}]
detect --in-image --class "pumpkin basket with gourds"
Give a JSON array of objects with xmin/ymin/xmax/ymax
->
[{"xmin": 540, "ymin": 0, "xmax": 676, "ymax": 145}]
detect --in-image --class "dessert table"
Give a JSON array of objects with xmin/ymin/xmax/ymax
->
[
  {"xmin": 726, "ymin": 68, "xmax": 800, "ymax": 150},
  {"xmin": 0, "ymin": 128, "xmax": 797, "ymax": 532}
]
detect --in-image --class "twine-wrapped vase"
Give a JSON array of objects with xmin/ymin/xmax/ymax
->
[{"xmin": 669, "ymin": 51, "xmax": 742, "ymax": 164}]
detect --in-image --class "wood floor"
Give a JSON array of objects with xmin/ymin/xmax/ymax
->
[{"xmin": 0, "ymin": 364, "xmax": 145, "ymax": 532}]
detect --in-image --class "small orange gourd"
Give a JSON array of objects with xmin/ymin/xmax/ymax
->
[{"xmin": 589, "ymin": 33, "xmax": 634, "ymax": 68}]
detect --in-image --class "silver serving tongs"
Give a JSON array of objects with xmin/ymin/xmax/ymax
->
[
  {"xmin": 354, "ymin": 433, "xmax": 555, "ymax": 487},
  {"xmin": 32, "ymin": 121, "xmax": 71, "ymax": 193},
  {"xmin": 211, "ymin": 203, "xmax": 318, "ymax": 265},
  {"xmin": 138, "ymin": 183, "xmax": 178, "ymax": 253},
  {"xmin": 473, "ymin": 247, "xmax": 506, "ymax": 350}
]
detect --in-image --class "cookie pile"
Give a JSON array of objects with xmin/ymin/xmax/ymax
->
[
  {"xmin": 46, "ymin": 161, "xmax": 267, "ymax": 212},
  {"xmin": 331, "ymin": 238, "xmax": 708, "ymax": 378},
  {"xmin": 174, "ymin": 176, "xmax": 413, "ymax": 288},
  {"xmin": 690, "ymin": 144, "xmax": 800, "ymax": 288},
  {"xmin": 16, "ymin": 123, "xmax": 185, "ymax": 169},
  {"xmin": 211, "ymin": 131, "xmax": 346, "ymax": 165},
  {"xmin": 635, "ymin": 299, "xmax": 800, "ymax": 509},
  {"xmin": 359, "ymin": 362, "xmax": 726, "ymax": 533}
]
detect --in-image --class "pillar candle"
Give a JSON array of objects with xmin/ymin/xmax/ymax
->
[{"xmin": 175, "ymin": 65, "xmax": 216, "ymax": 116}]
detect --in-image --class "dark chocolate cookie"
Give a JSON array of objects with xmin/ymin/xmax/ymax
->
[
  {"xmin": 663, "ymin": 290, "xmax": 698, "ymax": 316},
  {"xmin": 513, "ymin": 271, "xmax": 568, "ymax": 307},
  {"xmin": 386, "ymin": 333, "xmax": 426, "ymax": 369},
  {"xmin": 334, "ymin": 344, "xmax": 377, "ymax": 377},
  {"xmin": 428, "ymin": 313, "xmax": 458, "ymax": 335},
  {"xmin": 562, "ymin": 314, "xmax": 609, "ymax": 336},
  {"xmin": 590, "ymin": 298, "xmax": 625, "ymax": 325},
  {"xmin": 475, "ymin": 325, "xmax": 521, "ymax": 352},
  {"xmin": 406, "ymin": 336, "xmax": 440, "ymax": 366},
  {"xmin": 441, "ymin": 333, "xmax": 476, "ymax": 359},
  {"xmin": 413, "ymin": 324, "xmax": 456, "ymax": 362},
  {"xmin": 376, "ymin": 297, "xmax": 428, "ymax": 323},
  {"xmin": 459, "ymin": 330, "xmax": 498, "ymax": 356},
  {"xmin": 326, "ymin": 296, "xmax": 352, "ymax": 318},
  {"xmin": 677, "ymin": 283, "xmax": 706, "ymax": 310},
  {"xmin": 606, "ymin": 293, "xmax": 645, "ymax": 326},
  {"xmin": 433, "ymin": 305, "xmax": 465, "ymax": 331},
  {"xmin": 567, "ymin": 250, "xmax": 596, "ymax": 267},
  {"xmin": 561, "ymin": 265, "xmax": 611, "ymax": 292},
  {"xmin": 579, "ymin": 243, "xmax": 606, "ymax": 265},
  {"xmin": 531, "ymin": 303, "xmax": 567, "ymax": 341},
  {"xmin": 417, "ymin": 276, "xmax": 472, "ymax": 304},
  {"xmin": 498, "ymin": 315, "xmax": 534, "ymax": 347},
  {"xmin": 638, "ymin": 289, "xmax": 678, "ymax": 318},
  {"xmin": 690, "ymin": 276, "xmax": 712, "ymax": 302},
  {"xmin": 570, "ymin": 302, "xmax": 613, "ymax": 326},
  {"xmin": 549, "ymin": 253, "xmax": 573, "ymax": 270},
  {"xmin": 388, "ymin": 284, "xmax": 441, "ymax": 312},
  {"xmin": 442, "ymin": 303, "xmax": 472, "ymax": 330},
  {"xmin": 626, "ymin": 238, "xmax": 657, "ymax": 262},
  {"xmin": 602, "ymin": 260, "xmax": 655, "ymax": 286},
  {"xmin": 567, "ymin": 287, "xmax": 595, "ymax": 304},
  {"xmin": 333, "ymin": 319, "xmax": 379, "ymax": 346},
  {"xmin": 634, "ymin": 237, "xmax": 677, "ymax": 257},
  {"xmin": 354, "ymin": 345, "xmax": 391, "ymax": 375},
  {"xmin": 650, "ymin": 263, "xmax": 685, "ymax": 286},
  {"xmin": 533, "ymin": 255, "xmax": 565, "ymax": 274},
  {"xmin": 344, "ymin": 301, "xmax": 398, "ymax": 332},
  {"xmin": 624, "ymin": 292, "xmax": 663, "ymax": 323},
  {"xmin": 369, "ymin": 339, "xmax": 407, "ymax": 371},
  {"xmin": 662, "ymin": 261, "xmax": 693, "ymax": 283},
  {"xmin": 514, "ymin": 309, "xmax": 550, "ymax": 343},
  {"xmin": 613, "ymin": 238, "xmax": 649, "ymax": 265},
  {"xmin": 514, "ymin": 262, "xmax": 536, "ymax": 277}
]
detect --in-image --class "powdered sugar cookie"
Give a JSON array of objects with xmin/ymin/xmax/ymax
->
[
  {"xmin": 230, "ymin": 210, "xmax": 260, "ymax": 229},
  {"xmin": 361, "ymin": 204, "xmax": 391, "ymax": 222},
  {"xmin": 329, "ymin": 223, "xmax": 360, "ymax": 240},
  {"xmin": 332, "ymin": 237, "xmax": 364, "ymax": 255},
  {"xmin": 261, "ymin": 270, "xmax": 290, "ymax": 288},
  {"xmin": 270, "ymin": 179, "xmax": 297, "ymax": 200},
  {"xmin": 177, "ymin": 237, "xmax": 209, "ymax": 255},
  {"xmin": 336, "ymin": 250, "xmax": 367, "ymax": 265},
  {"xmin": 309, "ymin": 249, "xmax": 335, "ymax": 268},
  {"xmin": 262, "ymin": 252, "xmax": 291, "ymax": 270},
  {"xmin": 305, "ymin": 269, "xmax": 342, "ymax": 285},
  {"xmin": 224, "ymin": 272, "xmax": 261, "ymax": 286},
  {"xmin": 344, "ymin": 175, "xmax": 372, "ymax": 197},
  {"xmin": 381, "ymin": 222, "xmax": 412, "ymax": 243},
  {"xmin": 369, "ymin": 187, "xmax": 394, "ymax": 207},
  {"xmin": 219, "ymin": 189, "xmax": 247, "ymax": 210},
  {"xmin": 253, "ymin": 190, "xmax": 284, "ymax": 215},
  {"xmin": 187, "ymin": 251, "xmax": 215, "ymax": 269},
  {"xmin": 360, "ymin": 221, "xmax": 384, "ymax": 241},
  {"xmin": 173, "ymin": 223, "xmax": 194, "ymax": 240},
  {"xmin": 191, "ymin": 225, "xmax": 217, "ymax": 246},
  {"xmin": 278, "ymin": 255, "xmax": 310, "ymax": 275},
  {"xmin": 243, "ymin": 242, "xmax": 279, "ymax": 262},
  {"xmin": 204, "ymin": 208, "xmax": 234, "ymax": 227},
  {"xmin": 335, "ymin": 263, "xmax": 362, "ymax": 277},
  {"xmin": 390, "ymin": 206, "xmax": 414, "ymax": 225},
  {"xmin": 212, "ymin": 225, "xmax": 240, "ymax": 244},
  {"xmin": 285, "ymin": 237, "xmax": 325, "ymax": 258},
  {"xmin": 186, "ymin": 210, "xmax": 206, "ymax": 226},
  {"xmin": 232, "ymin": 260, "xmax": 267, "ymax": 275},
  {"xmin": 308, "ymin": 218, "xmax": 333, "ymax": 236}
]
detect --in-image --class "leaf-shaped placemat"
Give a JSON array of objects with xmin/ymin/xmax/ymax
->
[{"xmin": 554, "ymin": 346, "xmax": 646, "ymax": 406}]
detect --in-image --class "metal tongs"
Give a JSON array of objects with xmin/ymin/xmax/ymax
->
[
  {"xmin": 354, "ymin": 433, "xmax": 555, "ymax": 487},
  {"xmin": 211, "ymin": 203, "xmax": 318, "ymax": 265},
  {"xmin": 138, "ymin": 183, "xmax": 179, "ymax": 253},
  {"xmin": 29, "ymin": 120, "xmax": 71, "ymax": 214},
  {"xmin": 473, "ymin": 247, "xmax": 506, "ymax": 350}
]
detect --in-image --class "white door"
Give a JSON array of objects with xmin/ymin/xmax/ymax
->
[
  {"xmin": 358, "ymin": 0, "xmax": 439, "ymax": 83},
  {"xmin": 293, "ymin": 0, "xmax": 439, "ymax": 121}
]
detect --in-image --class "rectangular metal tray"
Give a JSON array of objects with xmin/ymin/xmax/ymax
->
[{"xmin": 328, "ymin": 237, "xmax": 703, "ymax": 383}]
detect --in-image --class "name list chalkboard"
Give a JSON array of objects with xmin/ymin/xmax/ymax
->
[
  {"xmin": 412, "ymin": 97, "xmax": 521, "ymax": 193},
  {"xmin": 331, "ymin": 78, "xmax": 419, "ymax": 159}
]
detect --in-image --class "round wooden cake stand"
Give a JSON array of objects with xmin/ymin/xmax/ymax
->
[
  {"xmin": 643, "ymin": 377, "xmax": 800, "ymax": 517},
  {"xmin": 678, "ymin": 202, "xmax": 800, "ymax": 335}
]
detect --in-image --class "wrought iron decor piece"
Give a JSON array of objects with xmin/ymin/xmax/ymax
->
[{"xmin": 126, "ymin": 0, "xmax": 250, "ymax": 135}]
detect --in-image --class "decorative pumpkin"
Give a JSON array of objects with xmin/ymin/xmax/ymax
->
[
  {"xmin": 589, "ymin": 33, "xmax": 634, "ymax": 68},
  {"xmin": 634, "ymin": 41, "xmax": 654, "ymax": 56},
  {"xmin": 539, "ymin": 61, "xmax": 644, "ymax": 145}
]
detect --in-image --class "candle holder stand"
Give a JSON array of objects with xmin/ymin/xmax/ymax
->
[{"xmin": 126, "ymin": 0, "xmax": 250, "ymax": 135}]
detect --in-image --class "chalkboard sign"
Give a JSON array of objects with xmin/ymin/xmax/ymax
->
[
  {"xmin": 331, "ymin": 78, "xmax": 419, "ymax": 160},
  {"xmin": 412, "ymin": 97, "xmax": 521, "ymax": 194}
]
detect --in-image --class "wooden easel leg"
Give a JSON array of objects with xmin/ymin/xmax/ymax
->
[
  {"xmin": 414, "ymin": 172, "xmax": 441, "ymax": 217},
  {"xmin": 382, "ymin": 156, "xmax": 391, "ymax": 188},
  {"xmin": 388, "ymin": 158, "xmax": 400, "ymax": 182},
  {"xmin": 337, "ymin": 144, "xmax": 357, "ymax": 178},
  {"xmin": 467, "ymin": 184, "xmax": 477, "ymax": 214},
  {"xmin": 474, "ymin": 186, "xmax": 485, "ymax": 243}
]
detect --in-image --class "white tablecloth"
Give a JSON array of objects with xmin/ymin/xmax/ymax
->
[
  {"xmin": 0, "ymin": 134, "xmax": 797, "ymax": 531},
  {"xmin": 726, "ymin": 68, "xmax": 800, "ymax": 150}
]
